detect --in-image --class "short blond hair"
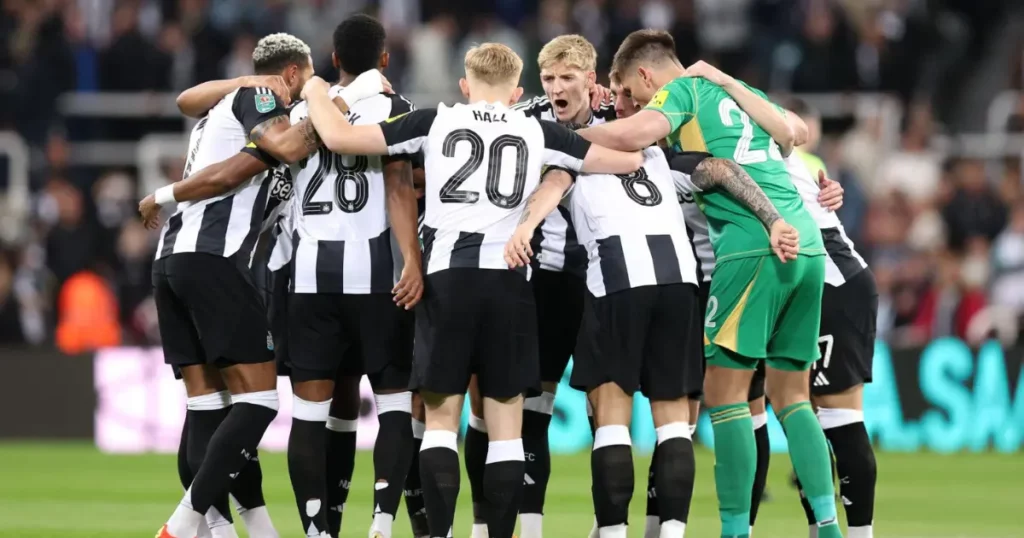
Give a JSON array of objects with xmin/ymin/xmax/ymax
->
[
  {"xmin": 464, "ymin": 43, "xmax": 523, "ymax": 86},
  {"xmin": 537, "ymin": 34, "xmax": 597, "ymax": 72}
]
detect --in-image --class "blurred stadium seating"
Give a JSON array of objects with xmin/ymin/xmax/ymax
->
[{"xmin": 0, "ymin": 0, "xmax": 1022, "ymax": 353}]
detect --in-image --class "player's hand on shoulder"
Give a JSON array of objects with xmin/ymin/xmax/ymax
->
[
  {"xmin": 590, "ymin": 84, "xmax": 611, "ymax": 110},
  {"xmin": 504, "ymin": 227, "xmax": 535, "ymax": 269},
  {"xmin": 685, "ymin": 60, "xmax": 733, "ymax": 87},
  {"xmin": 393, "ymin": 262, "xmax": 424, "ymax": 310},
  {"xmin": 769, "ymin": 219, "xmax": 800, "ymax": 263},
  {"xmin": 301, "ymin": 76, "xmax": 330, "ymax": 100},
  {"xmin": 816, "ymin": 170, "xmax": 844, "ymax": 212},
  {"xmin": 139, "ymin": 194, "xmax": 161, "ymax": 230},
  {"xmin": 242, "ymin": 74, "xmax": 291, "ymax": 107}
]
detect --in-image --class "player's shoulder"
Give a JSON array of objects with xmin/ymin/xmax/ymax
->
[{"xmin": 511, "ymin": 95, "xmax": 553, "ymax": 119}]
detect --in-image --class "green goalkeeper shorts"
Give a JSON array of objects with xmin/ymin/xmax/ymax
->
[{"xmin": 704, "ymin": 254, "xmax": 825, "ymax": 371}]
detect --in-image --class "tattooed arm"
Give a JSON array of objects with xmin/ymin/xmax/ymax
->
[
  {"xmin": 248, "ymin": 116, "xmax": 321, "ymax": 164},
  {"xmin": 504, "ymin": 168, "xmax": 575, "ymax": 268},
  {"xmin": 690, "ymin": 157, "xmax": 782, "ymax": 229}
]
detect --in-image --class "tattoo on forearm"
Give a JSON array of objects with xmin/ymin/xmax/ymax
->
[
  {"xmin": 299, "ymin": 118, "xmax": 321, "ymax": 152},
  {"xmin": 249, "ymin": 115, "xmax": 289, "ymax": 144},
  {"xmin": 692, "ymin": 158, "xmax": 781, "ymax": 228}
]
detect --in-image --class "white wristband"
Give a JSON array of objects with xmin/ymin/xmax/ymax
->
[
  {"xmin": 338, "ymin": 69, "xmax": 383, "ymax": 106},
  {"xmin": 154, "ymin": 185, "xmax": 177, "ymax": 205}
]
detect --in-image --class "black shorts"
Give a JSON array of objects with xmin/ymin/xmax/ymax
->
[
  {"xmin": 532, "ymin": 269, "xmax": 585, "ymax": 384},
  {"xmin": 571, "ymin": 283, "xmax": 703, "ymax": 401},
  {"xmin": 813, "ymin": 268, "xmax": 878, "ymax": 395},
  {"xmin": 287, "ymin": 292, "xmax": 413, "ymax": 390},
  {"xmin": 269, "ymin": 265, "xmax": 291, "ymax": 374},
  {"xmin": 412, "ymin": 269, "xmax": 539, "ymax": 399},
  {"xmin": 153, "ymin": 253, "xmax": 273, "ymax": 368}
]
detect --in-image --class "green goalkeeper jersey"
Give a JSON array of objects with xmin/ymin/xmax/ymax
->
[{"xmin": 646, "ymin": 76, "xmax": 825, "ymax": 262}]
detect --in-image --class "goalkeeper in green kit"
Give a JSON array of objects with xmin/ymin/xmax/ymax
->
[{"xmin": 577, "ymin": 29, "xmax": 842, "ymax": 538}]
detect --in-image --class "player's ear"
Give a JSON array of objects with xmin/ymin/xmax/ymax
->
[
  {"xmin": 332, "ymin": 52, "xmax": 340, "ymax": 71},
  {"xmin": 458, "ymin": 78, "xmax": 471, "ymax": 100},
  {"xmin": 510, "ymin": 86, "xmax": 524, "ymax": 106},
  {"xmin": 380, "ymin": 51, "xmax": 389, "ymax": 70},
  {"xmin": 637, "ymin": 66, "xmax": 653, "ymax": 88},
  {"xmin": 587, "ymin": 71, "xmax": 597, "ymax": 88}
]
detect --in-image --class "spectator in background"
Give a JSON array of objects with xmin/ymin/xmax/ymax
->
[
  {"xmin": 222, "ymin": 29, "xmax": 256, "ymax": 80},
  {"xmin": 115, "ymin": 220, "xmax": 154, "ymax": 343},
  {"xmin": 179, "ymin": 0, "xmax": 230, "ymax": 84},
  {"xmin": 99, "ymin": 1, "xmax": 167, "ymax": 91},
  {"xmin": 41, "ymin": 178, "xmax": 93, "ymax": 285},
  {"xmin": 0, "ymin": 249, "xmax": 26, "ymax": 344},
  {"xmin": 694, "ymin": 0, "xmax": 752, "ymax": 77},
  {"xmin": 156, "ymin": 21, "xmax": 194, "ymax": 92},
  {"xmin": 941, "ymin": 159, "xmax": 1007, "ymax": 251},
  {"xmin": 54, "ymin": 265, "xmax": 121, "ymax": 354},
  {"xmin": 407, "ymin": 13, "xmax": 458, "ymax": 97},
  {"xmin": 873, "ymin": 102, "xmax": 942, "ymax": 207},
  {"xmin": 991, "ymin": 203, "xmax": 1024, "ymax": 312},
  {"xmin": 912, "ymin": 247, "xmax": 988, "ymax": 344},
  {"xmin": 669, "ymin": 0, "xmax": 701, "ymax": 68},
  {"xmin": 573, "ymin": 0, "xmax": 610, "ymax": 70},
  {"xmin": 789, "ymin": 0, "xmax": 858, "ymax": 92}
]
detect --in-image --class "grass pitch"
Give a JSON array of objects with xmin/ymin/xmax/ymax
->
[{"xmin": 0, "ymin": 442, "xmax": 1020, "ymax": 538}]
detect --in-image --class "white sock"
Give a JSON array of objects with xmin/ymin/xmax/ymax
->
[
  {"xmin": 643, "ymin": 515, "xmax": 660, "ymax": 538},
  {"xmin": 370, "ymin": 512, "xmax": 394, "ymax": 537},
  {"xmin": 848, "ymin": 526, "xmax": 873, "ymax": 538},
  {"xmin": 599, "ymin": 523, "xmax": 627, "ymax": 538},
  {"xmin": 659, "ymin": 520, "xmax": 685, "ymax": 538},
  {"xmin": 205, "ymin": 506, "xmax": 238, "ymax": 538},
  {"xmin": 470, "ymin": 522, "xmax": 489, "ymax": 538},
  {"xmin": 166, "ymin": 489, "xmax": 203, "ymax": 538},
  {"xmin": 519, "ymin": 512, "xmax": 543, "ymax": 538},
  {"xmin": 233, "ymin": 503, "xmax": 280, "ymax": 538},
  {"xmin": 588, "ymin": 516, "xmax": 599, "ymax": 538},
  {"xmin": 197, "ymin": 518, "xmax": 212, "ymax": 538}
]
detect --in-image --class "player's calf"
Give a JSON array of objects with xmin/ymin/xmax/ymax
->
[
  {"xmin": 649, "ymin": 398, "xmax": 696, "ymax": 538},
  {"xmin": 747, "ymin": 383, "xmax": 772, "ymax": 531},
  {"xmin": 464, "ymin": 376, "xmax": 490, "ymax": 538},
  {"xmin": 704, "ymin": 363, "xmax": 758, "ymax": 538},
  {"xmin": 519, "ymin": 384, "xmax": 556, "ymax": 538},
  {"xmin": 369, "ymin": 389, "xmax": 415, "ymax": 538},
  {"xmin": 815, "ymin": 386, "xmax": 875, "ymax": 538},
  {"xmin": 419, "ymin": 391, "xmax": 465, "ymax": 538},
  {"xmin": 589, "ymin": 383, "xmax": 634, "ymax": 538},
  {"xmin": 481, "ymin": 394, "xmax": 527, "ymax": 538},
  {"xmin": 404, "ymin": 394, "xmax": 429, "ymax": 538},
  {"xmin": 765, "ymin": 366, "xmax": 841, "ymax": 538},
  {"xmin": 288, "ymin": 378, "xmax": 334, "ymax": 538},
  {"xmin": 326, "ymin": 377, "xmax": 360, "ymax": 538}
]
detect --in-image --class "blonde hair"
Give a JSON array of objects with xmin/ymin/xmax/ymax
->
[
  {"xmin": 464, "ymin": 43, "xmax": 523, "ymax": 86},
  {"xmin": 537, "ymin": 34, "xmax": 597, "ymax": 72}
]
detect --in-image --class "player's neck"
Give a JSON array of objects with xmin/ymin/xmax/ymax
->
[
  {"xmin": 564, "ymin": 104, "xmax": 592, "ymax": 126},
  {"xmin": 338, "ymin": 71, "xmax": 357, "ymax": 87},
  {"xmin": 658, "ymin": 65, "xmax": 688, "ymax": 87},
  {"xmin": 468, "ymin": 89, "xmax": 512, "ymax": 106}
]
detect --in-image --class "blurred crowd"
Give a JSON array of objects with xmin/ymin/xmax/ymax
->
[{"xmin": 0, "ymin": 0, "xmax": 1022, "ymax": 351}]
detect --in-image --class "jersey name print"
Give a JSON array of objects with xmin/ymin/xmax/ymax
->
[
  {"xmin": 512, "ymin": 96, "xmax": 616, "ymax": 275},
  {"xmin": 570, "ymin": 146, "xmax": 699, "ymax": 296},
  {"xmin": 378, "ymin": 101, "xmax": 592, "ymax": 276},
  {"xmin": 287, "ymin": 87, "xmax": 414, "ymax": 294},
  {"xmin": 155, "ymin": 87, "xmax": 285, "ymax": 263}
]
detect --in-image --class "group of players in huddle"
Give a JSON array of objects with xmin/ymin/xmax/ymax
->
[{"xmin": 138, "ymin": 11, "xmax": 879, "ymax": 538}]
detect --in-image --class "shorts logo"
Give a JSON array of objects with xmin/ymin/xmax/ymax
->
[
  {"xmin": 385, "ymin": 111, "xmax": 410, "ymax": 123},
  {"xmin": 255, "ymin": 93, "xmax": 277, "ymax": 113},
  {"xmin": 649, "ymin": 90, "xmax": 669, "ymax": 109}
]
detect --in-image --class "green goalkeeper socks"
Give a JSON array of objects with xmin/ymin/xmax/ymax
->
[
  {"xmin": 779, "ymin": 401, "xmax": 843, "ymax": 538},
  {"xmin": 709, "ymin": 403, "xmax": 756, "ymax": 538}
]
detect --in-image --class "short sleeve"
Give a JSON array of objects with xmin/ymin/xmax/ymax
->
[
  {"xmin": 539, "ymin": 120, "xmax": 591, "ymax": 172},
  {"xmin": 668, "ymin": 151, "xmax": 712, "ymax": 175},
  {"xmin": 233, "ymin": 87, "xmax": 289, "ymax": 136},
  {"xmin": 241, "ymin": 142, "xmax": 280, "ymax": 167},
  {"xmin": 379, "ymin": 108, "xmax": 437, "ymax": 155},
  {"xmin": 382, "ymin": 94, "xmax": 418, "ymax": 165},
  {"xmin": 644, "ymin": 78, "xmax": 697, "ymax": 134}
]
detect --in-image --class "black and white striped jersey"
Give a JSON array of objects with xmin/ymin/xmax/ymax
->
[
  {"xmin": 784, "ymin": 154, "xmax": 868, "ymax": 287},
  {"xmin": 570, "ymin": 146, "xmax": 699, "ymax": 297},
  {"xmin": 155, "ymin": 87, "xmax": 284, "ymax": 263},
  {"xmin": 379, "ymin": 101, "xmax": 592, "ymax": 277},
  {"xmin": 512, "ymin": 96, "xmax": 616, "ymax": 276},
  {"xmin": 669, "ymin": 160, "xmax": 714, "ymax": 284},
  {"xmin": 286, "ymin": 87, "xmax": 415, "ymax": 294}
]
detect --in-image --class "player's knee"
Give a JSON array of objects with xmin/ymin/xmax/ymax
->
[
  {"xmin": 329, "ymin": 376, "xmax": 361, "ymax": 419},
  {"xmin": 591, "ymin": 382, "xmax": 632, "ymax": 427},
  {"xmin": 812, "ymin": 384, "xmax": 863, "ymax": 411},
  {"xmin": 540, "ymin": 381, "xmax": 559, "ymax": 395},
  {"xmin": 181, "ymin": 364, "xmax": 228, "ymax": 397},
  {"xmin": 649, "ymin": 398, "xmax": 691, "ymax": 427},
  {"xmin": 483, "ymin": 394, "xmax": 524, "ymax": 441},
  {"xmin": 423, "ymin": 391, "xmax": 464, "ymax": 432},
  {"xmin": 222, "ymin": 361, "xmax": 277, "ymax": 394},
  {"xmin": 764, "ymin": 366, "xmax": 810, "ymax": 409},
  {"xmin": 747, "ymin": 396, "xmax": 767, "ymax": 416},
  {"xmin": 703, "ymin": 365, "xmax": 753, "ymax": 407},
  {"xmin": 293, "ymin": 379, "xmax": 334, "ymax": 403}
]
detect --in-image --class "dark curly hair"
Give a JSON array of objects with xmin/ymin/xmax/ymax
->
[{"xmin": 333, "ymin": 13, "xmax": 386, "ymax": 76}]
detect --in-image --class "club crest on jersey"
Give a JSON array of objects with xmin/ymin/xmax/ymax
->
[
  {"xmin": 649, "ymin": 90, "xmax": 668, "ymax": 109},
  {"xmin": 255, "ymin": 93, "xmax": 276, "ymax": 113}
]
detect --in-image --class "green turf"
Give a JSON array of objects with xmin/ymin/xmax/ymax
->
[{"xmin": 0, "ymin": 442, "xmax": 1020, "ymax": 538}]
